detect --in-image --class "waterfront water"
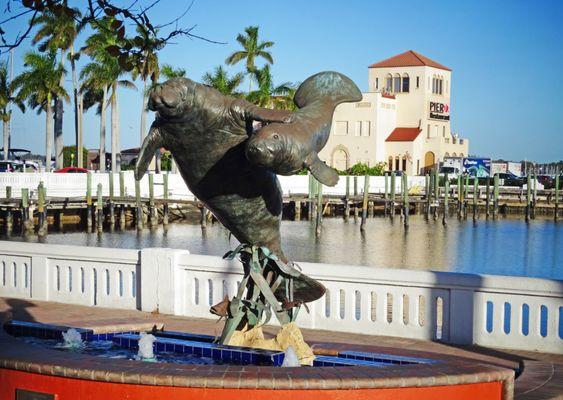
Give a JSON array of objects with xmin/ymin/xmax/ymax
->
[{"xmin": 3, "ymin": 215, "xmax": 561, "ymax": 280}]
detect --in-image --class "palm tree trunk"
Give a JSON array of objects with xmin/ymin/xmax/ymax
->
[
  {"xmin": 78, "ymin": 93, "xmax": 84, "ymax": 167},
  {"xmin": 110, "ymin": 82, "xmax": 120, "ymax": 172},
  {"xmin": 99, "ymin": 85, "xmax": 108, "ymax": 172},
  {"xmin": 140, "ymin": 79, "xmax": 148, "ymax": 144},
  {"xmin": 45, "ymin": 94, "xmax": 53, "ymax": 172},
  {"xmin": 54, "ymin": 48, "xmax": 66, "ymax": 170},
  {"xmin": 70, "ymin": 43, "xmax": 82, "ymax": 168},
  {"xmin": 2, "ymin": 118, "xmax": 9, "ymax": 161}
]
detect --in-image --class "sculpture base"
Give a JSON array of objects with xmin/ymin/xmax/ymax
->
[{"xmin": 227, "ymin": 322, "xmax": 315, "ymax": 366}]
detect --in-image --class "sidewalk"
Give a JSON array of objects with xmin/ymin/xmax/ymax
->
[{"xmin": 1, "ymin": 297, "xmax": 561, "ymax": 399}]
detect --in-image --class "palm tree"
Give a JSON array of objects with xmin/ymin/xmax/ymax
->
[
  {"xmin": 80, "ymin": 62, "xmax": 113, "ymax": 172},
  {"xmin": 1, "ymin": 60, "xmax": 24, "ymax": 161},
  {"xmin": 202, "ymin": 66, "xmax": 244, "ymax": 97},
  {"xmin": 131, "ymin": 26, "xmax": 162, "ymax": 145},
  {"xmin": 225, "ymin": 26, "xmax": 274, "ymax": 92},
  {"xmin": 160, "ymin": 64, "xmax": 186, "ymax": 80},
  {"xmin": 246, "ymin": 65, "xmax": 292, "ymax": 109},
  {"xmin": 32, "ymin": 3, "xmax": 82, "ymax": 168},
  {"xmin": 12, "ymin": 51, "xmax": 68, "ymax": 172},
  {"xmin": 82, "ymin": 17, "xmax": 135, "ymax": 172}
]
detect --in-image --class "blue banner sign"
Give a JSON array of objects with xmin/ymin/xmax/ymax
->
[{"xmin": 463, "ymin": 158, "xmax": 491, "ymax": 177}]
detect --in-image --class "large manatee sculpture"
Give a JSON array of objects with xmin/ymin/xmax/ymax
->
[{"xmin": 135, "ymin": 73, "xmax": 361, "ymax": 354}]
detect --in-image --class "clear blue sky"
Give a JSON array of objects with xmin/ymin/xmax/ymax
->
[{"xmin": 4, "ymin": 0, "xmax": 563, "ymax": 162}]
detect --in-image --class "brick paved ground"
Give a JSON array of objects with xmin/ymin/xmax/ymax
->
[{"xmin": 1, "ymin": 297, "xmax": 561, "ymax": 399}]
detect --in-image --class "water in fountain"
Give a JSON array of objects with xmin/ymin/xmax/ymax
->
[
  {"xmin": 60, "ymin": 329, "xmax": 85, "ymax": 349},
  {"xmin": 137, "ymin": 332, "xmax": 156, "ymax": 360},
  {"xmin": 281, "ymin": 346, "xmax": 300, "ymax": 367}
]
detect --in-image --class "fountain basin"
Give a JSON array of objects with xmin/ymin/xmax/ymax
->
[{"xmin": 0, "ymin": 320, "xmax": 514, "ymax": 399}]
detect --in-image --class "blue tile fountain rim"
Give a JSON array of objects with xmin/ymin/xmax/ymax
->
[
  {"xmin": 112, "ymin": 333, "xmax": 286, "ymax": 367},
  {"xmin": 4, "ymin": 320, "xmax": 439, "ymax": 368}
]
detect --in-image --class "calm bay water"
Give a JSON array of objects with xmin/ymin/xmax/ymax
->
[{"xmin": 3, "ymin": 216, "xmax": 562, "ymax": 280}]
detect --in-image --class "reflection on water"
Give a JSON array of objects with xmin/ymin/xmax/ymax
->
[{"xmin": 3, "ymin": 215, "xmax": 561, "ymax": 280}]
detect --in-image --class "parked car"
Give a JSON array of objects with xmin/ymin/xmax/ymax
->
[
  {"xmin": 439, "ymin": 166, "xmax": 461, "ymax": 179},
  {"xmin": 537, "ymin": 174, "xmax": 555, "ymax": 189},
  {"xmin": 497, "ymin": 173, "xmax": 525, "ymax": 187},
  {"xmin": 54, "ymin": 167, "xmax": 88, "ymax": 173},
  {"xmin": 0, "ymin": 161, "xmax": 16, "ymax": 172}
]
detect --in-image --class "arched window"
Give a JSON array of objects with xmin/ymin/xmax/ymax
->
[
  {"xmin": 432, "ymin": 76, "xmax": 436, "ymax": 93},
  {"xmin": 393, "ymin": 74, "xmax": 401, "ymax": 93},
  {"xmin": 445, "ymin": 152, "xmax": 450, "ymax": 157},
  {"xmin": 452, "ymin": 152, "xmax": 457, "ymax": 157},
  {"xmin": 331, "ymin": 146, "xmax": 349, "ymax": 171},
  {"xmin": 402, "ymin": 73, "xmax": 410, "ymax": 93},
  {"xmin": 402, "ymin": 156, "xmax": 407, "ymax": 171},
  {"xmin": 388, "ymin": 157, "xmax": 393, "ymax": 171},
  {"xmin": 395, "ymin": 157, "xmax": 400, "ymax": 171},
  {"xmin": 385, "ymin": 74, "xmax": 392, "ymax": 91},
  {"xmin": 459, "ymin": 153, "xmax": 464, "ymax": 158},
  {"xmin": 438, "ymin": 76, "xmax": 443, "ymax": 94}
]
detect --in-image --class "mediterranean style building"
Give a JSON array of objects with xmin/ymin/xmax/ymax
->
[{"xmin": 318, "ymin": 50, "xmax": 469, "ymax": 175}]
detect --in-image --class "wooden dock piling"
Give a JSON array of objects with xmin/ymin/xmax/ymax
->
[
  {"xmin": 390, "ymin": 172, "xmax": 396, "ymax": 220},
  {"xmin": 384, "ymin": 173, "xmax": 389, "ymax": 216},
  {"xmin": 353, "ymin": 176, "xmax": 358, "ymax": 223},
  {"xmin": 344, "ymin": 176, "xmax": 350, "ymax": 222},
  {"xmin": 360, "ymin": 174, "xmax": 369, "ymax": 231},
  {"xmin": 425, "ymin": 173, "xmax": 430, "ymax": 220},
  {"xmin": 555, "ymin": 173, "xmax": 559, "ymax": 221},
  {"xmin": 472, "ymin": 177, "xmax": 478, "ymax": 221},
  {"xmin": 403, "ymin": 173, "xmax": 409, "ymax": 227},
  {"xmin": 21, "ymin": 188, "xmax": 33, "ymax": 235},
  {"xmin": 119, "ymin": 171, "xmax": 126, "ymax": 230},
  {"xmin": 457, "ymin": 174, "xmax": 463, "ymax": 219},
  {"xmin": 5, "ymin": 186, "xmax": 12, "ymax": 235},
  {"xmin": 37, "ymin": 182, "xmax": 47, "ymax": 237},
  {"xmin": 315, "ymin": 180, "xmax": 323, "ymax": 237},
  {"xmin": 532, "ymin": 171, "xmax": 537, "ymax": 220},
  {"xmin": 464, "ymin": 175, "xmax": 469, "ymax": 219},
  {"xmin": 108, "ymin": 173, "xmax": 115, "ymax": 229},
  {"xmin": 443, "ymin": 173, "xmax": 449, "ymax": 225},
  {"xmin": 135, "ymin": 179, "xmax": 143, "ymax": 230},
  {"xmin": 96, "ymin": 183, "xmax": 103, "ymax": 233},
  {"xmin": 86, "ymin": 172, "xmax": 93, "ymax": 232},
  {"xmin": 163, "ymin": 173, "xmax": 169, "ymax": 226},
  {"xmin": 148, "ymin": 174, "xmax": 157, "ymax": 228},
  {"xmin": 485, "ymin": 177, "xmax": 491, "ymax": 219},
  {"xmin": 525, "ymin": 174, "xmax": 531, "ymax": 222},
  {"xmin": 433, "ymin": 170, "xmax": 439, "ymax": 220},
  {"xmin": 493, "ymin": 174, "xmax": 499, "ymax": 220}
]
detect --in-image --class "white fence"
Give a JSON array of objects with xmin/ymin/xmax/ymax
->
[
  {"xmin": 0, "ymin": 241, "xmax": 561, "ymax": 354},
  {"xmin": 0, "ymin": 172, "xmax": 426, "ymax": 199}
]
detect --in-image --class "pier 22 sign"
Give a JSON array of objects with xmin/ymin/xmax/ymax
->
[{"xmin": 429, "ymin": 101, "xmax": 450, "ymax": 121}]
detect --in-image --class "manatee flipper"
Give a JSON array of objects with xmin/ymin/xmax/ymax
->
[
  {"xmin": 135, "ymin": 123, "xmax": 163, "ymax": 181},
  {"xmin": 305, "ymin": 153, "xmax": 339, "ymax": 186},
  {"xmin": 231, "ymin": 99, "xmax": 293, "ymax": 123}
]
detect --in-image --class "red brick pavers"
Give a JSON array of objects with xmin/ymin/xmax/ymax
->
[{"xmin": 1, "ymin": 297, "xmax": 561, "ymax": 398}]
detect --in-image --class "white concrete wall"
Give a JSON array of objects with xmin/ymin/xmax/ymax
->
[
  {"xmin": 0, "ymin": 172, "xmax": 424, "ymax": 199},
  {"xmin": 1, "ymin": 241, "xmax": 561, "ymax": 354}
]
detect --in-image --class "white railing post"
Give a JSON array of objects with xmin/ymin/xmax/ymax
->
[
  {"xmin": 449, "ymin": 288, "xmax": 475, "ymax": 345},
  {"xmin": 30, "ymin": 255, "xmax": 49, "ymax": 301},
  {"xmin": 140, "ymin": 248, "xmax": 189, "ymax": 315}
]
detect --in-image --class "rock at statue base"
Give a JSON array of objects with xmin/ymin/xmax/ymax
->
[{"xmin": 227, "ymin": 322, "xmax": 315, "ymax": 366}]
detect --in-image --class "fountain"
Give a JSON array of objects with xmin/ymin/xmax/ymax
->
[
  {"xmin": 136, "ymin": 332, "xmax": 156, "ymax": 360},
  {"xmin": 60, "ymin": 328, "xmax": 84, "ymax": 349}
]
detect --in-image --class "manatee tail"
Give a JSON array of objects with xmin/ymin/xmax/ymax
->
[
  {"xmin": 135, "ymin": 122, "xmax": 164, "ymax": 181},
  {"xmin": 294, "ymin": 71, "xmax": 362, "ymax": 108}
]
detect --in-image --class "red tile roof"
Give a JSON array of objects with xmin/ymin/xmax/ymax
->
[
  {"xmin": 386, "ymin": 127, "xmax": 422, "ymax": 142},
  {"xmin": 369, "ymin": 50, "xmax": 451, "ymax": 71}
]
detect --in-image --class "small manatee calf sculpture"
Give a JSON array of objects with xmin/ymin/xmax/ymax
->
[{"xmin": 246, "ymin": 71, "xmax": 362, "ymax": 186}]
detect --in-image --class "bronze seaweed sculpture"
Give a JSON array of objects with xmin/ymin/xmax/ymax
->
[{"xmin": 135, "ymin": 71, "xmax": 361, "ymax": 362}]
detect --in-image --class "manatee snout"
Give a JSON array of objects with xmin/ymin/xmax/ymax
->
[
  {"xmin": 246, "ymin": 130, "xmax": 284, "ymax": 167},
  {"xmin": 148, "ymin": 79, "xmax": 189, "ymax": 115}
]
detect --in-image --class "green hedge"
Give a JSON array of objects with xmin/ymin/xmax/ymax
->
[{"xmin": 63, "ymin": 146, "xmax": 88, "ymax": 168}]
